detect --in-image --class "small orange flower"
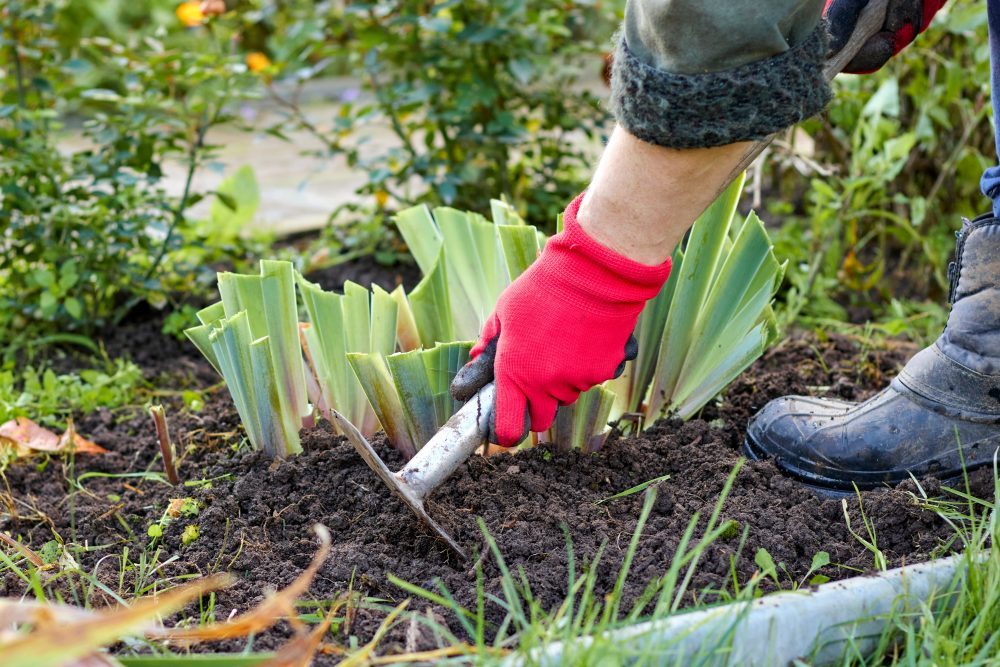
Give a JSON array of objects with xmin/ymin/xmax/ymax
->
[
  {"xmin": 176, "ymin": 1, "xmax": 205, "ymax": 27},
  {"xmin": 246, "ymin": 52, "xmax": 272, "ymax": 73}
]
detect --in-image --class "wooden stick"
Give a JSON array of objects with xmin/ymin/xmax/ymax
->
[{"xmin": 149, "ymin": 404, "xmax": 181, "ymax": 486}]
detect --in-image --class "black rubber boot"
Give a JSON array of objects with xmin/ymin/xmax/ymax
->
[{"xmin": 745, "ymin": 215, "xmax": 1000, "ymax": 491}]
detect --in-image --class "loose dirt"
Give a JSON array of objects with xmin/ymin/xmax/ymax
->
[{"xmin": 1, "ymin": 259, "xmax": 990, "ymax": 661}]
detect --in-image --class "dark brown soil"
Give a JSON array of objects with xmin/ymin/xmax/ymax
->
[
  {"xmin": 1, "ymin": 277, "xmax": 992, "ymax": 660},
  {"xmin": 303, "ymin": 256, "xmax": 422, "ymax": 295}
]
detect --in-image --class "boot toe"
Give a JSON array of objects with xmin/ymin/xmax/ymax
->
[
  {"xmin": 749, "ymin": 395, "xmax": 852, "ymax": 441},
  {"xmin": 746, "ymin": 395, "xmax": 852, "ymax": 461},
  {"xmin": 747, "ymin": 384, "xmax": 1000, "ymax": 490}
]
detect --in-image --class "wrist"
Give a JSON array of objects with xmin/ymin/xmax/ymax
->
[
  {"xmin": 577, "ymin": 126, "xmax": 751, "ymax": 266},
  {"xmin": 577, "ymin": 190, "xmax": 677, "ymax": 265},
  {"xmin": 542, "ymin": 194, "xmax": 672, "ymax": 311}
]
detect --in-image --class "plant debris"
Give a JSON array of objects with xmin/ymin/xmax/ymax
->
[{"xmin": 0, "ymin": 417, "xmax": 107, "ymax": 458}]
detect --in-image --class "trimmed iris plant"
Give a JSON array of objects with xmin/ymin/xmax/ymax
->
[
  {"xmin": 185, "ymin": 260, "xmax": 309, "ymax": 458},
  {"xmin": 608, "ymin": 173, "xmax": 784, "ymax": 425},
  {"xmin": 187, "ymin": 177, "xmax": 782, "ymax": 460}
]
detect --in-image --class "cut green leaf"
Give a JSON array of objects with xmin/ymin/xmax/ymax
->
[
  {"xmin": 395, "ymin": 203, "xmax": 542, "ymax": 341},
  {"xmin": 349, "ymin": 342, "xmax": 472, "ymax": 455},
  {"xmin": 549, "ymin": 384, "xmax": 618, "ymax": 453},
  {"xmin": 184, "ymin": 260, "xmax": 307, "ymax": 458},
  {"xmin": 297, "ymin": 276, "xmax": 399, "ymax": 440}
]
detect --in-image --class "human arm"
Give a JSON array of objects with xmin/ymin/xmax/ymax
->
[{"xmin": 453, "ymin": 0, "xmax": 831, "ymax": 445}]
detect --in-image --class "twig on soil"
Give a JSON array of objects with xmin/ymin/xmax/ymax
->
[
  {"xmin": 0, "ymin": 531, "xmax": 45, "ymax": 567},
  {"xmin": 96, "ymin": 503, "xmax": 124, "ymax": 522},
  {"xmin": 150, "ymin": 405, "xmax": 181, "ymax": 486},
  {"xmin": 465, "ymin": 534, "xmax": 492, "ymax": 579}
]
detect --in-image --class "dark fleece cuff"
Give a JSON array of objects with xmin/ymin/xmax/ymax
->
[{"xmin": 610, "ymin": 25, "xmax": 832, "ymax": 149}]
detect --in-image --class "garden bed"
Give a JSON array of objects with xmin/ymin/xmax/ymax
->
[{"xmin": 1, "ymin": 261, "xmax": 991, "ymax": 662}]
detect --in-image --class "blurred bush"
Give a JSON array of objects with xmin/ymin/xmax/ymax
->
[
  {"xmin": 2, "ymin": 0, "xmax": 993, "ymax": 352},
  {"xmin": 766, "ymin": 0, "xmax": 991, "ymax": 343},
  {"xmin": 261, "ymin": 0, "xmax": 621, "ymax": 227},
  {"xmin": 0, "ymin": 0, "xmax": 262, "ymax": 346}
]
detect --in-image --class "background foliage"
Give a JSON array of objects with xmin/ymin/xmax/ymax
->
[
  {"xmin": 261, "ymin": 0, "xmax": 617, "ymax": 226},
  {"xmin": 767, "ymin": 0, "xmax": 992, "ymax": 343},
  {"xmin": 0, "ymin": 0, "xmax": 994, "ymax": 356},
  {"xmin": 0, "ymin": 0, "xmax": 263, "ymax": 344}
]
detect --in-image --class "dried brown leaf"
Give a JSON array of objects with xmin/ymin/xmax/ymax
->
[
  {"xmin": 59, "ymin": 418, "xmax": 109, "ymax": 454},
  {"xmin": 260, "ymin": 603, "xmax": 340, "ymax": 667},
  {"xmin": 0, "ymin": 417, "xmax": 107, "ymax": 457},
  {"xmin": 166, "ymin": 498, "xmax": 186, "ymax": 518},
  {"xmin": 338, "ymin": 599, "xmax": 410, "ymax": 667},
  {"xmin": 0, "ymin": 573, "xmax": 231, "ymax": 667},
  {"xmin": 155, "ymin": 524, "xmax": 332, "ymax": 642},
  {"xmin": 0, "ymin": 417, "xmax": 59, "ymax": 453}
]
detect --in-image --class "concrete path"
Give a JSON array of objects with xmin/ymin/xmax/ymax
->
[
  {"xmin": 164, "ymin": 77, "xmax": 399, "ymax": 235},
  {"xmin": 163, "ymin": 75, "xmax": 610, "ymax": 235}
]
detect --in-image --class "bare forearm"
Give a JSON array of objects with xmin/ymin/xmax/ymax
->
[{"xmin": 578, "ymin": 127, "xmax": 751, "ymax": 265}]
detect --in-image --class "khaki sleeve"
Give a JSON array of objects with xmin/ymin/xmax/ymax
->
[{"xmin": 611, "ymin": 0, "xmax": 831, "ymax": 148}]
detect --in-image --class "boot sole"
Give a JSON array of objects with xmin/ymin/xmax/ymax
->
[{"xmin": 741, "ymin": 437, "xmax": 972, "ymax": 498}]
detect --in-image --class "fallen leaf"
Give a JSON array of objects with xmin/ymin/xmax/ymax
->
[
  {"xmin": 58, "ymin": 418, "xmax": 109, "ymax": 455},
  {"xmin": 155, "ymin": 524, "xmax": 332, "ymax": 642},
  {"xmin": 338, "ymin": 599, "xmax": 410, "ymax": 667},
  {"xmin": 0, "ymin": 417, "xmax": 107, "ymax": 458},
  {"xmin": 260, "ymin": 604, "xmax": 339, "ymax": 667},
  {"xmin": 166, "ymin": 498, "xmax": 186, "ymax": 518},
  {"xmin": 0, "ymin": 418, "xmax": 59, "ymax": 453}
]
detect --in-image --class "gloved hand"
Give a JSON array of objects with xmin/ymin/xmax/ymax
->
[
  {"xmin": 450, "ymin": 194, "xmax": 672, "ymax": 447},
  {"xmin": 825, "ymin": 0, "xmax": 946, "ymax": 73}
]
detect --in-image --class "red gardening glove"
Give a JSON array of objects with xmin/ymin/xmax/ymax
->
[
  {"xmin": 825, "ymin": 0, "xmax": 946, "ymax": 73},
  {"xmin": 450, "ymin": 194, "xmax": 672, "ymax": 447}
]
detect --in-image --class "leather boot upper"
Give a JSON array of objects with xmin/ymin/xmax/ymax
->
[
  {"xmin": 746, "ymin": 216, "xmax": 1000, "ymax": 490},
  {"xmin": 940, "ymin": 216, "xmax": 1000, "ymax": 373}
]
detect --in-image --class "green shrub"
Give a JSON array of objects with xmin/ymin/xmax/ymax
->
[
  {"xmin": 0, "ymin": 0, "xmax": 262, "ymax": 342},
  {"xmin": 769, "ymin": 0, "xmax": 991, "ymax": 340},
  {"xmin": 0, "ymin": 359, "xmax": 145, "ymax": 429},
  {"xmin": 265, "ymin": 0, "xmax": 621, "ymax": 228}
]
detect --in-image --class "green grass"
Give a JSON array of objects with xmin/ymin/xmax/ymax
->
[
  {"xmin": 0, "ymin": 357, "xmax": 145, "ymax": 429},
  {"xmin": 842, "ymin": 462, "xmax": 1000, "ymax": 666},
  {"xmin": 5, "ymin": 455, "xmax": 1000, "ymax": 665}
]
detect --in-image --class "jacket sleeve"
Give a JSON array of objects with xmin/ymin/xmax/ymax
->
[{"xmin": 611, "ymin": 0, "xmax": 831, "ymax": 149}]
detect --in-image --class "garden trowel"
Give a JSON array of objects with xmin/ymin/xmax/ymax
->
[
  {"xmin": 332, "ymin": 0, "xmax": 890, "ymax": 560},
  {"xmin": 329, "ymin": 383, "xmax": 495, "ymax": 560}
]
